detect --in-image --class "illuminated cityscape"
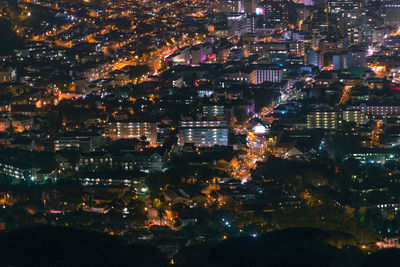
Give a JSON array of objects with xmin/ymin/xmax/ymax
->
[{"xmin": 1, "ymin": 0, "xmax": 400, "ymax": 265}]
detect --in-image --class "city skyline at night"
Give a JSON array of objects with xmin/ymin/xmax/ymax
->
[{"xmin": 1, "ymin": 0, "xmax": 400, "ymax": 266}]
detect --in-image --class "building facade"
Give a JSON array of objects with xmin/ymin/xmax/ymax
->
[
  {"xmin": 250, "ymin": 68, "xmax": 283, "ymax": 84},
  {"xmin": 105, "ymin": 120, "xmax": 158, "ymax": 145},
  {"xmin": 178, "ymin": 120, "xmax": 228, "ymax": 147}
]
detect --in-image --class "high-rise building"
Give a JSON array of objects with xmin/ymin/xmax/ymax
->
[
  {"xmin": 178, "ymin": 120, "xmax": 228, "ymax": 147},
  {"xmin": 227, "ymin": 13, "xmax": 251, "ymax": 35}
]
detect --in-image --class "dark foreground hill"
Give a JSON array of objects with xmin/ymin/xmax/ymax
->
[
  {"xmin": 0, "ymin": 225, "xmax": 167, "ymax": 267},
  {"xmin": 1, "ymin": 226, "xmax": 400, "ymax": 267}
]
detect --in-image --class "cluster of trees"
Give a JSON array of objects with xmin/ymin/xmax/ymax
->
[{"xmin": 0, "ymin": 16, "xmax": 23, "ymax": 55}]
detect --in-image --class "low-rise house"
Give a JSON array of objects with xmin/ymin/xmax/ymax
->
[
  {"xmin": 77, "ymin": 170, "xmax": 145, "ymax": 188},
  {"xmin": 79, "ymin": 148, "xmax": 164, "ymax": 173}
]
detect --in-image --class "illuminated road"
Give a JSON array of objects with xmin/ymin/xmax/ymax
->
[{"xmin": 231, "ymin": 102, "xmax": 281, "ymax": 183}]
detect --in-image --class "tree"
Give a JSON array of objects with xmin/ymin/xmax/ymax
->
[
  {"xmin": 234, "ymin": 109, "xmax": 249, "ymax": 125},
  {"xmin": 126, "ymin": 198, "xmax": 148, "ymax": 227},
  {"xmin": 140, "ymin": 135, "xmax": 147, "ymax": 142},
  {"xmin": 146, "ymin": 172, "xmax": 170, "ymax": 197}
]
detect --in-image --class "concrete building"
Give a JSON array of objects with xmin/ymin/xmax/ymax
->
[
  {"xmin": 250, "ymin": 67, "xmax": 283, "ymax": 84},
  {"xmin": 307, "ymin": 109, "xmax": 366, "ymax": 129},
  {"xmin": 105, "ymin": 120, "xmax": 158, "ymax": 145},
  {"xmin": 342, "ymin": 110, "xmax": 365, "ymax": 126},
  {"xmin": 348, "ymin": 104, "xmax": 400, "ymax": 118},
  {"xmin": 178, "ymin": 120, "xmax": 228, "ymax": 147},
  {"xmin": 54, "ymin": 137, "xmax": 93, "ymax": 153},
  {"xmin": 307, "ymin": 110, "xmax": 341, "ymax": 130},
  {"xmin": 328, "ymin": 0, "xmax": 361, "ymax": 14},
  {"xmin": 333, "ymin": 54, "xmax": 348, "ymax": 70},
  {"xmin": 306, "ymin": 49, "xmax": 323, "ymax": 69},
  {"xmin": 384, "ymin": 3, "xmax": 400, "ymax": 26},
  {"xmin": 0, "ymin": 160, "xmax": 38, "ymax": 181},
  {"xmin": 79, "ymin": 150, "xmax": 164, "ymax": 173},
  {"xmin": 202, "ymin": 105, "xmax": 225, "ymax": 119},
  {"xmin": 347, "ymin": 50, "xmax": 366, "ymax": 68},
  {"xmin": 227, "ymin": 13, "xmax": 251, "ymax": 35},
  {"xmin": 256, "ymin": 0, "xmax": 289, "ymax": 28}
]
